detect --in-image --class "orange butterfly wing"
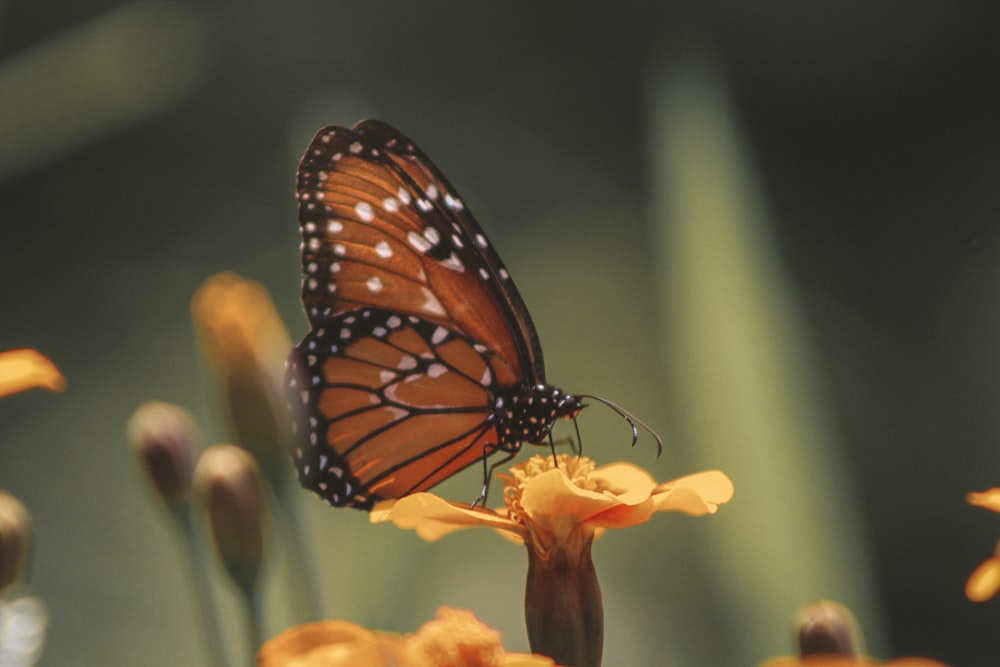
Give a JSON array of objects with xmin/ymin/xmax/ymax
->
[{"xmin": 289, "ymin": 120, "xmax": 554, "ymax": 508}]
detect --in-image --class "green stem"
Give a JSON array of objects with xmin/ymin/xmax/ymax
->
[
  {"xmin": 275, "ymin": 486, "xmax": 323, "ymax": 621},
  {"xmin": 176, "ymin": 505, "xmax": 230, "ymax": 667},
  {"xmin": 240, "ymin": 578, "xmax": 265, "ymax": 663}
]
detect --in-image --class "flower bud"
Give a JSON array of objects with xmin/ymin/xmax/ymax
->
[
  {"xmin": 193, "ymin": 444, "xmax": 267, "ymax": 585},
  {"xmin": 795, "ymin": 600, "xmax": 861, "ymax": 658},
  {"xmin": 127, "ymin": 401, "xmax": 199, "ymax": 508},
  {"xmin": 0, "ymin": 491, "xmax": 32, "ymax": 592},
  {"xmin": 191, "ymin": 272, "xmax": 293, "ymax": 489}
]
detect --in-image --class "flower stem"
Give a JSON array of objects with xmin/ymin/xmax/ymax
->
[
  {"xmin": 275, "ymin": 485, "xmax": 323, "ymax": 621},
  {"xmin": 524, "ymin": 541, "xmax": 604, "ymax": 667},
  {"xmin": 176, "ymin": 505, "xmax": 230, "ymax": 667}
]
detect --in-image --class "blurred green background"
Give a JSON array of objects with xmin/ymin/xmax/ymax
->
[{"xmin": 3, "ymin": 2, "xmax": 1000, "ymax": 665}]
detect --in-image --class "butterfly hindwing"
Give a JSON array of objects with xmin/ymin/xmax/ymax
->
[{"xmin": 288, "ymin": 308, "xmax": 514, "ymax": 508}]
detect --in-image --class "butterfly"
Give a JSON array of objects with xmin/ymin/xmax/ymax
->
[{"xmin": 286, "ymin": 119, "xmax": 660, "ymax": 510}]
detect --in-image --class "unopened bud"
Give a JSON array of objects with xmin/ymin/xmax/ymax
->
[
  {"xmin": 0, "ymin": 491, "xmax": 31, "ymax": 592},
  {"xmin": 127, "ymin": 401, "xmax": 199, "ymax": 508},
  {"xmin": 795, "ymin": 600, "xmax": 861, "ymax": 658},
  {"xmin": 193, "ymin": 444, "xmax": 267, "ymax": 585},
  {"xmin": 191, "ymin": 272, "xmax": 293, "ymax": 489}
]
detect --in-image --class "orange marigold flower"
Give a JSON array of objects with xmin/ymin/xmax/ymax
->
[
  {"xmin": 257, "ymin": 607, "xmax": 559, "ymax": 667},
  {"xmin": 0, "ymin": 349, "xmax": 66, "ymax": 399},
  {"xmin": 371, "ymin": 455, "xmax": 733, "ymax": 548},
  {"xmin": 371, "ymin": 455, "xmax": 733, "ymax": 667},
  {"xmin": 966, "ymin": 488, "xmax": 1000, "ymax": 602}
]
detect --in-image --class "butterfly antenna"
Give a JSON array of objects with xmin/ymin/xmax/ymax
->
[{"xmin": 577, "ymin": 394, "xmax": 663, "ymax": 457}]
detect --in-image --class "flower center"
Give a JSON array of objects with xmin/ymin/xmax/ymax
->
[{"xmin": 501, "ymin": 454, "xmax": 599, "ymax": 526}]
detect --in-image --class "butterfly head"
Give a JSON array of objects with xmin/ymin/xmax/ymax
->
[{"xmin": 493, "ymin": 384, "xmax": 584, "ymax": 449}]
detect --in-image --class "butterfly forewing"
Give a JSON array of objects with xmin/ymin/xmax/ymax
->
[
  {"xmin": 353, "ymin": 120, "xmax": 546, "ymax": 383},
  {"xmin": 297, "ymin": 123, "xmax": 536, "ymax": 381}
]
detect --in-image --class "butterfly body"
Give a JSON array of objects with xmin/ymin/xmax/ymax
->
[{"xmin": 287, "ymin": 120, "xmax": 584, "ymax": 509}]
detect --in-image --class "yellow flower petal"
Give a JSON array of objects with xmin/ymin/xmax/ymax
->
[
  {"xmin": 587, "ymin": 462, "xmax": 658, "ymax": 503},
  {"xmin": 258, "ymin": 621, "xmax": 404, "ymax": 667},
  {"xmin": 966, "ymin": 555, "xmax": 1000, "ymax": 602},
  {"xmin": 371, "ymin": 494, "xmax": 523, "ymax": 542},
  {"xmin": 967, "ymin": 488, "xmax": 1000, "ymax": 513},
  {"xmin": 651, "ymin": 470, "xmax": 735, "ymax": 515},
  {"xmin": 0, "ymin": 349, "xmax": 66, "ymax": 398}
]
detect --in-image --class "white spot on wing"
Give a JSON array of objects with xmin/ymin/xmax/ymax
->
[
  {"xmin": 349, "ymin": 141, "xmax": 363, "ymax": 153},
  {"xmin": 383, "ymin": 197, "xmax": 399, "ymax": 212},
  {"xmin": 431, "ymin": 327, "xmax": 448, "ymax": 344},
  {"xmin": 367, "ymin": 276, "xmax": 384, "ymax": 293},
  {"xmin": 440, "ymin": 252, "xmax": 464, "ymax": 272},
  {"xmin": 475, "ymin": 233, "xmax": 488, "ymax": 248},
  {"xmin": 327, "ymin": 220, "xmax": 343, "ymax": 233},
  {"xmin": 407, "ymin": 231, "xmax": 432, "ymax": 254},
  {"xmin": 375, "ymin": 241, "xmax": 392, "ymax": 258},
  {"xmin": 427, "ymin": 363, "xmax": 447, "ymax": 378},
  {"xmin": 426, "ymin": 184, "xmax": 439, "ymax": 200},
  {"xmin": 480, "ymin": 366, "xmax": 492, "ymax": 386},
  {"xmin": 397, "ymin": 187, "xmax": 412, "ymax": 205},
  {"xmin": 445, "ymin": 194, "xmax": 463, "ymax": 210},
  {"xmin": 333, "ymin": 244, "xmax": 347, "ymax": 256},
  {"xmin": 423, "ymin": 227, "xmax": 440, "ymax": 245},
  {"xmin": 355, "ymin": 202, "xmax": 374, "ymax": 222}
]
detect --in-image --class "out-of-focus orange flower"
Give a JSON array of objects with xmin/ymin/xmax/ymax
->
[
  {"xmin": 372, "ymin": 455, "xmax": 733, "ymax": 667},
  {"xmin": 257, "ymin": 607, "xmax": 559, "ymax": 667},
  {"xmin": 966, "ymin": 488, "xmax": 1000, "ymax": 602},
  {"xmin": 192, "ymin": 272, "xmax": 293, "ymax": 487},
  {"xmin": 0, "ymin": 349, "xmax": 65, "ymax": 399}
]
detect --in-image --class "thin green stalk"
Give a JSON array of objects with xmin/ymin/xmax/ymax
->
[
  {"xmin": 275, "ymin": 485, "xmax": 323, "ymax": 621},
  {"xmin": 175, "ymin": 505, "xmax": 230, "ymax": 667},
  {"xmin": 236, "ymin": 572, "xmax": 264, "ymax": 663}
]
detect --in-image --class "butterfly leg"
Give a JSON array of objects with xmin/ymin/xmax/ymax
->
[{"xmin": 471, "ymin": 446, "xmax": 518, "ymax": 509}]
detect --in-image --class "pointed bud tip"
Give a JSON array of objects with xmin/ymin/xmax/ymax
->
[
  {"xmin": 795, "ymin": 600, "xmax": 861, "ymax": 658},
  {"xmin": 0, "ymin": 491, "xmax": 32, "ymax": 592},
  {"xmin": 127, "ymin": 401, "xmax": 199, "ymax": 506},
  {"xmin": 193, "ymin": 444, "xmax": 268, "ymax": 582}
]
